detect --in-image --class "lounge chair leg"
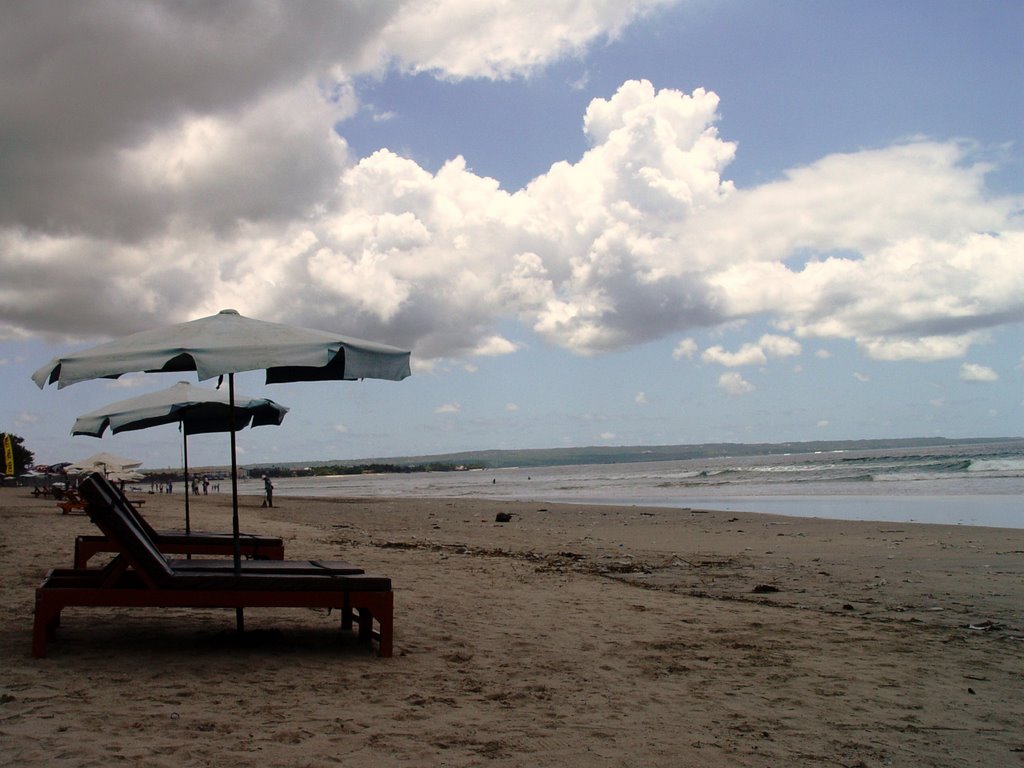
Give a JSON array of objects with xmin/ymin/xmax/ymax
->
[
  {"xmin": 361, "ymin": 592, "xmax": 393, "ymax": 657},
  {"xmin": 33, "ymin": 599, "xmax": 60, "ymax": 658},
  {"xmin": 377, "ymin": 603, "xmax": 393, "ymax": 658},
  {"xmin": 357, "ymin": 608, "xmax": 373, "ymax": 644},
  {"xmin": 341, "ymin": 592, "xmax": 352, "ymax": 631}
]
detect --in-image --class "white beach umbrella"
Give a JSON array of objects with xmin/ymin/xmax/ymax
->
[
  {"xmin": 71, "ymin": 380, "xmax": 288, "ymax": 438},
  {"xmin": 68, "ymin": 452, "xmax": 143, "ymax": 475},
  {"xmin": 33, "ymin": 309, "xmax": 411, "ymax": 594},
  {"xmin": 104, "ymin": 469, "xmax": 146, "ymax": 484},
  {"xmin": 32, "ymin": 308, "xmax": 411, "ymax": 389},
  {"xmin": 72, "ymin": 380, "xmax": 289, "ymax": 533}
]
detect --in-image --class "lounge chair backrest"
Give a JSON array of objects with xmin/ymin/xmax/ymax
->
[
  {"xmin": 112, "ymin": 486, "xmax": 161, "ymax": 539},
  {"xmin": 79, "ymin": 473, "xmax": 174, "ymax": 588}
]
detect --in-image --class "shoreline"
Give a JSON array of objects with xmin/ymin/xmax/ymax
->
[{"xmin": 3, "ymin": 487, "xmax": 1022, "ymax": 766}]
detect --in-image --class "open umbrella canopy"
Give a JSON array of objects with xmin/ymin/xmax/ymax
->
[
  {"xmin": 72, "ymin": 381, "xmax": 289, "ymax": 535},
  {"xmin": 68, "ymin": 452, "xmax": 143, "ymax": 474},
  {"xmin": 105, "ymin": 469, "xmax": 145, "ymax": 484},
  {"xmin": 32, "ymin": 308, "xmax": 411, "ymax": 389},
  {"xmin": 72, "ymin": 381, "xmax": 289, "ymax": 437}
]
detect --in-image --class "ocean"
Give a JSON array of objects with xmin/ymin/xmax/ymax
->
[{"xmin": 240, "ymin": 440, "xmax": 1024, "ymax": 529}]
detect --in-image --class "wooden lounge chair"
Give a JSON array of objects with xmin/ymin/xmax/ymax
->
[
  {"xmin": 57, "ymin": 488, "xmax": 87, "ymax": 515},
  {"xmin": 33, "ymin": 473, "xmax": 393, "ymax": 658},
  {"xmin": 60, "ymin": 487, "xmax": 144, "ymax": 516},
  {"xmin": 72, "ymin": 489, "xmax": 284, "ymax": 568}
]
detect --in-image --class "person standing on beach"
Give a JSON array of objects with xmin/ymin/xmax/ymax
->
[{"xmin": 262, "ymin": 474, "xmax": 274, "ymax": 508}]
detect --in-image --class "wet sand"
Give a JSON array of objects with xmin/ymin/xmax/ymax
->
[{"xmin": 1, "ymin": 486, "xmax": 1022, "ymax": 766}]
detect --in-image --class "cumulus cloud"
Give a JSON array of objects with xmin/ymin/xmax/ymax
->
[
  {"xmin": 672, "ymin": 338, "xmax": 698, "ymax": 360},
  {"xmin": 1, "ymin": 3, "xmax": 1022, "ymax": 377},
  {"xmin": 471, "ymin": 336, "xmax": 524, "ymax": 356},
  {"xmin": 959, "ymin": 363, "xmax": 999, "ymax": 382},
  {"xmin": 701, "ymin": 334, "xmax": 801, "ymax": 367},
  {"xmin": 380, "ymin": 0, "xmax": 674, "ymax": 79},
  {"xmin": 107, "ymin": 375, "xmax": 149, "ymax": 390},
  {"xmin": 703, "ymin": 343, "xmax": 767, "ymax": 367},
  {"xmin": 718, "ymin": 372, "xmax": 754, "ymax": 395}
]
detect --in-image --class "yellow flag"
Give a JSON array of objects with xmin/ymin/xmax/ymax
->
[{"xmin": 2, "ymin": 434, "xmax": 13, "ymax": 476}]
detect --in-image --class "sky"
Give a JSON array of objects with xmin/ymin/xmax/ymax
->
[{"xmin": 2, "ymin": 0, "xmax": 1023, "ymax": 471}]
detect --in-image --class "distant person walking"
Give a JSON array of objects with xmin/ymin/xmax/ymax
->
[{"xmin": 262, "ymin": 475, "xmax": 274, "ymax": 508}]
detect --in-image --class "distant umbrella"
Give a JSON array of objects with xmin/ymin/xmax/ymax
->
[
  {"xmin": 72, "ymin": 381, "xmax": 289, "ymax": 533},
  {"xmin": 67, "ymin": 452, "xmax": 143, "ymax": 476}
]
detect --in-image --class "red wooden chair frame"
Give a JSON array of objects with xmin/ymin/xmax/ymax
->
[{"xmin": 33, "ymin": 474, "xmax": 393, "ymax": 658}]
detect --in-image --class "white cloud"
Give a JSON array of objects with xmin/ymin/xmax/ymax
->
[
  {"xmin": 635, "ymin": 391, "xmax": 647, "ymax": 405},
  {"xmin": 333, "ymin": 424, "xmax": 349, "ymax": 433},
  {"xmin": 673, "ymin": 338, "xmax": 698, "ymax": 360},
  {"xmin": 505, "ymin": 402, "xmax": 519, "ymax": 412},
  {"xmin": 702, "ymin": 334, "xmax": 801, "ymax": 367},
  {"xmin": 816, "ymin": 420, "xmax": 829, "ymax": 428},
  {"xmin": 853, "ymin": 372, "xmax": 870, "ymax": 382},
  {"xmin": 703, "ymin": 343, "xmax": 766, "ymax": 367},
  {"xmin": 0, "ymin": 6, "xmax": 1021, "ymax": 376},
  {"xmin": 107, "ymin": 375, "xmax": 148, "ymax": 389},
  {"xmin": 600, "ymin": 431, "xmax": 617, "ymax": 440},
  {"xmin": 380, "ymin": 1, "xmax": 674, "ymax": 79},
  {"xmin": 471, "ymin": 336, "xmax": 523, "ymax": 357},
  {"xmin": 760, "ymin": 334, "xmax": 801, "ymax": 358},
  {"xmin": 959, "ymin": 363, "xmax": 999, "ymax": 382},
  {"xmin": 435, "ymin": 402, "xmax": 462, "ymax": 414},
  {"xmin": 718, "ymin": 371, "xmax": 754, "ymax": 395}
]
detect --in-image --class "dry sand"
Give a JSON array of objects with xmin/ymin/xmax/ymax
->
[{"xmin": 1, "ymin": 485, "xmax": 1022, "ymax": 767}]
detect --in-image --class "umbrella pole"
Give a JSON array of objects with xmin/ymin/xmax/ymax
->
[
  {"xmin": 183, "ymin": 429, "xmax": 191, "ymax": 537},
  {"xmin": 228, "ymin": 373, "xmax": 244, "ymax": 632}
]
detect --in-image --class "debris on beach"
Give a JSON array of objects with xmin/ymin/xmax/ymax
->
[{"xmin": 966, "ymin": 620, "xmax": 1003, "ymax": 631}]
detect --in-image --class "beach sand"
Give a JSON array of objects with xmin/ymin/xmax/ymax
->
[{"xmin": 1, "ymin": 486, "xmax": 1021, "ymax": 767}]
